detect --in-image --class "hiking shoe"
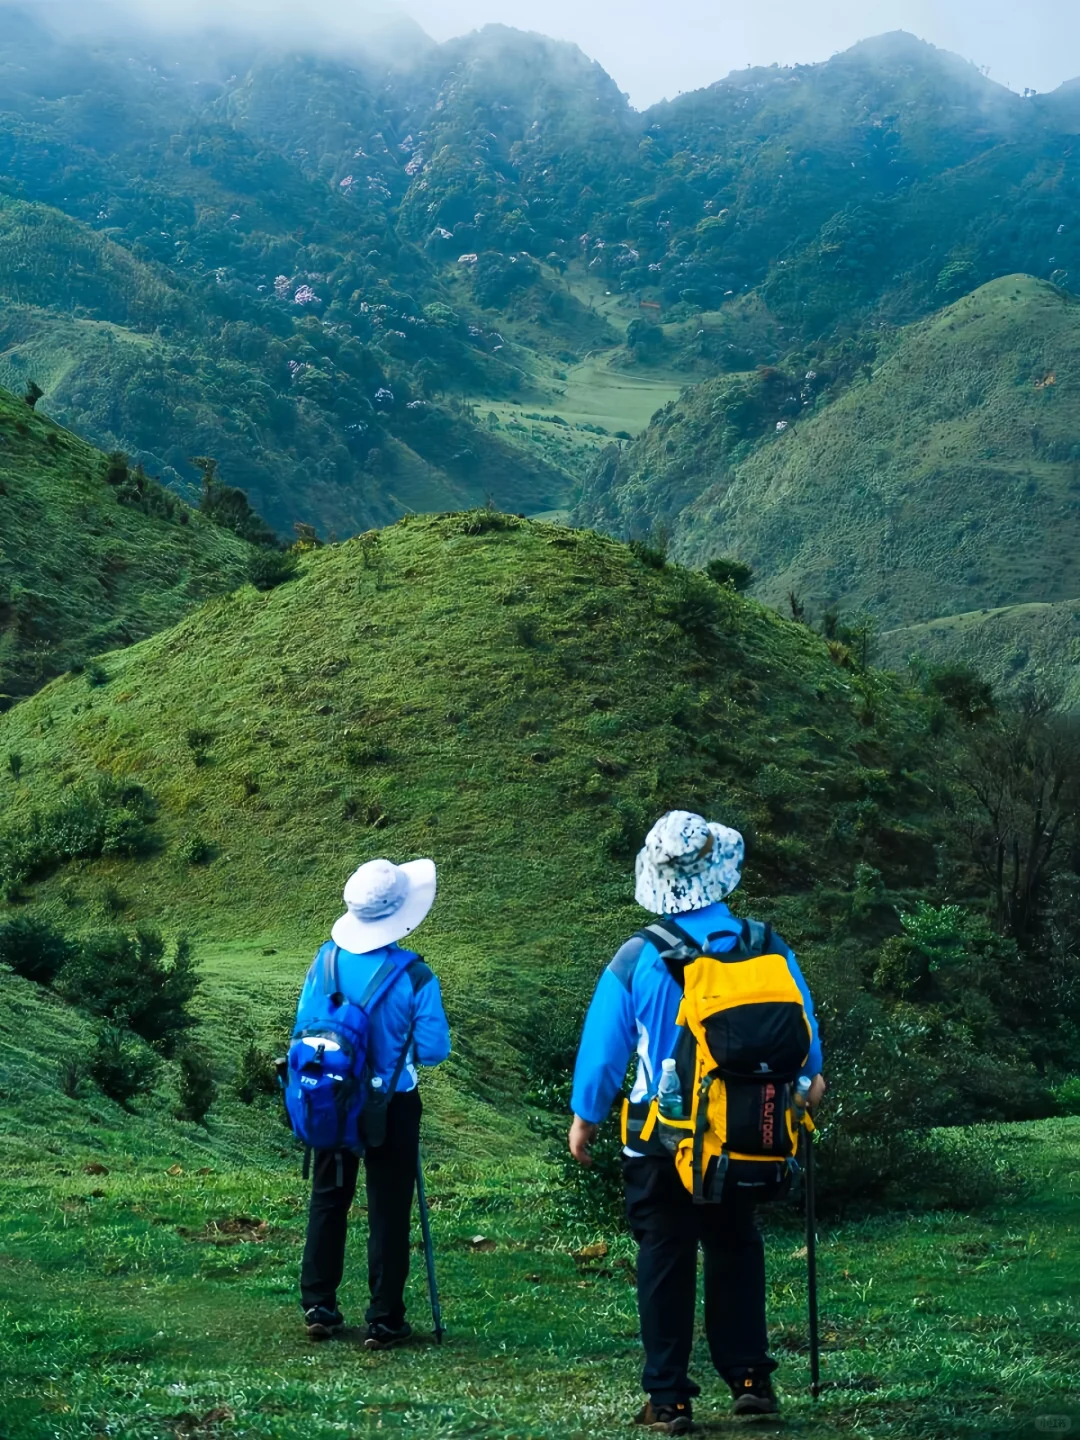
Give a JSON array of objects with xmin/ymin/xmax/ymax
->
[
  {"xmin": 731, "ymin": 1374, "xmax": 779, "ymax": 1416},
  {"xmin": 363, "ymin": 1320, "xmax": 413, "ymax": 1350},
  {"xmin": 634, "ymin": 1400, "xmax": 694, "ymax": 1434},
  {"xmin": 304, "ymin": 1306, "xmax": 344, "ymax": 1340}
]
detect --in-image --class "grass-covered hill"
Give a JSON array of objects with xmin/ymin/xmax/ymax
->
[
  {"xmin": 0, "ymin": 382, "xmax": 253, "ymax": 703},
  {"xmin": 579, "ymin": 277, "xmax": 1080, "ymax": 628},
  {"xmin": 882, "ymin": 600, "xmax": 1080, "ymax": 711},
  {"xmin": 2, "ymin": 514, "xmax": 1070, "ymax": 1130}
]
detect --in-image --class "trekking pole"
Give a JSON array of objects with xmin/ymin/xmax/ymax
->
[
  {"xmin": 415, "ymin": 1150, "xmax": 445, "ymax": 1344},
  {"xmin": 803, "ymin": 1114, "xmax": 821, "ymax": 1399}
]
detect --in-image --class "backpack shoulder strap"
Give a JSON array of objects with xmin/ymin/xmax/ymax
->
[
  {"xmin": 356, "ymin": 947, "xmax": 420, "ymax": 1013},
  {"xmin": 638, "ymin": 918, "xmax": 701, "ymax": 954},
  {"xmin": 404, "ymin": 954, "xmax": 435, "ymax": 993},
  {"xmin": 638, "ymin": 918, "xmax": 705, "ymax": 987},
  {"xmin": 319, "ymin": 943, "xmax": 343, "ymax": 1003}
]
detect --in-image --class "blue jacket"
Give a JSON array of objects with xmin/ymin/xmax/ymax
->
[
  {"xmin": 295, "ymin": 941, "xmax": 452, "ymax": 1091},
  {"xmin": 571, "ymin": 901, "xmax": 823, "ymax": 1133}
]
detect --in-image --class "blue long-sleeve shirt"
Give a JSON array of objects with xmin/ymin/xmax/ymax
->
[
  {"xmin": 296, "ymin": 941, "xmax": 451, "ymax": 1091},
  {"xmin": 571, "ymin": 901, "xmax": 822, "ymax": 1129}
]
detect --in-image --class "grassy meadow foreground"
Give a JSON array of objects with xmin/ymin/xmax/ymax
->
[{"xmin": 0, "ymin": 1060, "xmax": 1076, "ymax": 1440}]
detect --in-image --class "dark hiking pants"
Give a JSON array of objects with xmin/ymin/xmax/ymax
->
[
  {"xmin": 623, "ymin": 1154, "xmax": 776, "ymax": 1406},
  {"xmin": 300, "ymin": 1087, "xmax": 422, "ymax": 1327}
]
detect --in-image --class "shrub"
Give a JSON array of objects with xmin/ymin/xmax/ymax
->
[
  {"xmin": 103, "ymin": 452, "xmax": 128, "ymax": 486},
  {"xmin": 512, "ymin": 615, "xmax": 540, "ymax": 647},
  {"xmin": 814, "ymin": 1119, "xmax": 1024, "ymax": 1214},
  {"xmin": 1050, "ymin": 1076, "xmax": 1080, "ymax": 1116},
  {"xmin": 194, "ymin": 456, "xmax": 278, "ymax": 547},
  {"xmin": 177, "ymin": 834, "xmax": 213, "ymax": 866},
  {"xmin": 658, "ymin": 575, "xmax": 724, "ymax": 641},
  {"xmin": 629, "ymin": 539, "xmax": 666, "ymax": 570},
  {"xmin": 97, "ymin": 884, "xmax": 128, "ymax": 919},
  {"xmin": 23, "ymin": 380, "xmax": 43, "ymax": 410},
  {"xmin": 705, "ymin": 556, "xmax": 754, "ymax": 591},
  {"xmin": 922, "ymin": 662, "xmax": 995, "ymax": 724},
  {"xmin": 235, "ymin": 1043, "xmax": 278, "ymax": 1104},
  {"xmin": 89, "ymin": 1024, "xmax": 159, "ymax": 1106},
  {"xmin": 459, "ymin": 509, "xmax": 519, "ymax": 536},
  {"xmin": 185, "ymin": 727, "xmax": 212, "ymax": 764},
  {"xmin": 6, "ymin": 752, "xmax": 22, "ymax": 781},
  {"xmin": 0, "ymin": 913, "xmax": 74, "ymax": 985},
  {"xmin": 86, "ymin": 662, "xmax": 109, "ymax": 687},
  {"xmin": 0, "ymin": 778, "xmax": 159, "ymax": 900},
  {"xmin": 59, "ymin": 930, "xmax": 200, "ymax": 1056},
  {"xmin": 59, "ymin": 1056, "xmax": 84, "ymax": 1099},
  {"xmin": 343, "ymin": 739, "xmax": 389, "ymax": 767},
  {"xmin": 176, "ymin": 1045, "xmax": 217, "ymax": 1125},
  {"xmin": 248, "ymin": 549, "xmax": 299, "ymax": 591}
]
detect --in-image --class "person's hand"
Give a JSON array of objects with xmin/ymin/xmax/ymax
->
[
  {"xmin": 808, "ymin": 1073, "xmax": 827, "ymax": 1109},
  {"xmin": 568, "ymin": 1115, "xmax": 600, "ymax": 1167}
]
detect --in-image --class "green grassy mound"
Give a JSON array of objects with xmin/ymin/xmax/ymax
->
[
  {"xmin": 0, "ymin": 514, "xmax": 957, "ymax": 1089},
  {"xmin": 579, "ymin": 278, "xmax": 1080, "ymax": 629},
  {"xmin": 0, "ymin": 383, "xmax": 252, "ymax": 703},
  {"xmin": 882, "ymin": 599, "xmax": 1080, "ymax": 710}
]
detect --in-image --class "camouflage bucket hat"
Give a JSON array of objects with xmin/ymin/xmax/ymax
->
[{"xmin": 634, "ymin": 810, "xmax": 744, "ymax": 916}]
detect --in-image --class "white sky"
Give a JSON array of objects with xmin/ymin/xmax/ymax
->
[
  {"xmin": 404, "ymin": 0, "xmax": 1076, "ymax": 106},
  {"xmin": 21, "ymin": 0, "xmax": 1078, "ymax": 108}
]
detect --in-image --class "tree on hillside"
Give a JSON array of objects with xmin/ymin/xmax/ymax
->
[
  {"xmin": 951, "ymin": 689, "xmax": 1080, "ymax": 945},
  {"xmin": 23, "ymin": 380, "xmax": 43, "ymax": 410},
  {"xmin": 191, "ymin": 456, "xmax": 278, "ymax": 548},
  {"xmin": 705, "ymin": 556, "xmax": 754, "ymax": 591}
]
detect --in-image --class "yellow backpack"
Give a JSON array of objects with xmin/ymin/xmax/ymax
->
[{"xmin": 625, "ymin": 917, "xmax": 814, "ymax": 1203}]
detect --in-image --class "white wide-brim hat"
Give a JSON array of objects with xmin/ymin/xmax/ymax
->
[
  {"xmin": 331, "ymin": 857, "xmax": 437, "ymax": 953},
  {"xmin": 635, "ymin": 810, "xmax": 744, "ymax": 916}
]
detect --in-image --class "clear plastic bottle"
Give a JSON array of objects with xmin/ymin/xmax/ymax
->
[
  {"xmin": 657, "ymin": 1058, "xmax": 684, "ymax": 1120},
  {"xmin": 794, "ymin": 1075, "xmax": 812, "ymax": 1109}
]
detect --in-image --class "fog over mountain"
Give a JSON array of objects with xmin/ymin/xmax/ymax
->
[{"xmin": 13, "ymin": 0, "xmax": 1077, "ymax": 105}]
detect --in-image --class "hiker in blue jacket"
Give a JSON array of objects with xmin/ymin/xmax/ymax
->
[
  {"xmin": 297, "ymin": 857, "xmax": 451, "ymax": 1347},
  {"xmin": 569, "ymin": 812, "xmax": 826, "ymax": 1434}
]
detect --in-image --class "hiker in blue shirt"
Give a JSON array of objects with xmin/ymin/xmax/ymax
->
[
  {"xmin": 569, "ymin": 811, "xmax": 826, "ymax": 1434},
  {"xmin": 297, "ymin": 857, "xmax": 451, "ymax": 1347}
]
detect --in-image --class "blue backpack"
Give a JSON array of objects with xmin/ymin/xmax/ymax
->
[{"xmin": 283, "ymin": 942, "xmax": 418, "ymax": 1173}]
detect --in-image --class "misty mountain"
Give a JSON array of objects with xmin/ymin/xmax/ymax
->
[{"xmin": 0, "ymin": 7, "xmax": 1078, "ymax": 542}]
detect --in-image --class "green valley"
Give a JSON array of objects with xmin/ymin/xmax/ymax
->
[
  {"xmin": 3, "ymin": 11, "xmax": 1080, "ymax": 541},
  {"xmin": 882, "ymin": 600, "xmax": 1080, "ymax": 710}
]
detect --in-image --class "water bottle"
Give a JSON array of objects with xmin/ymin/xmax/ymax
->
[
  {"xmin": 657, "ymin": 1058, "xmax": 684, "ymax": 1120},
  {"xmin": 794, "ymin": 1075, "xmax": 812, "ymax": 1110}
]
